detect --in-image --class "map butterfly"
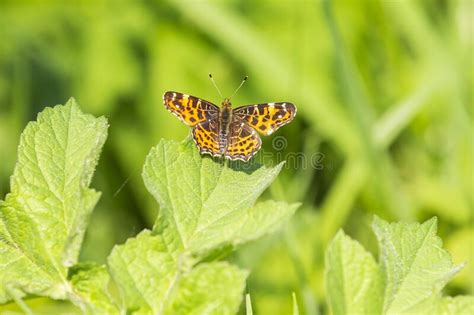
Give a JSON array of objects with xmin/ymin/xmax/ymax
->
[{"xmin": 163, "ymin": 77, "xmax": 296, "ymax": 161}]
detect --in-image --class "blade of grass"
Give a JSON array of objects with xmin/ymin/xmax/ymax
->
[
  {"xmin": 319, "ymin": 158, "xmax": 368, "ymax": 244},
  {"xmin": 284, "ymin": 227, "xmax": 320, "ymax": 315},
  {"xmin": 373, "ymin": 82, "xmax": 437, "ymax": 149},
  {"xmin": 293, "ymin": 292, "xmax": 300, "ymax": 315},
  {"xmin": 246, "ymin": 294, "xmax": 253, "ymax": 315},
  {"xmin": 321, "ymin": 0, "xmax": 412, "ymax": 219}
]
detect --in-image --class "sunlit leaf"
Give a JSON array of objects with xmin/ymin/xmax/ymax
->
[
  {"xmin": 69, "ymin": 262, "xmax": 119, "ymax": 314},
  {"xmin": 325, "ymin": 216, "xmax": 472, "ymax": 315},
  {"xmin": 325, "ymin": 230, "xmax": 383, "ymax": 315},
  {"xmin": 142, "ymin": 139, "xmax": 298, "ymax": 254},
  {"xmin": 0, "ymin": 99, "xmax": 107, "ymax": 302},
  {"xmin": 373, "ymin": 217, "xmax": 462, "ymax": 314},
  {"xmin": 108, "ymin": 230, "xmax": 246, "ymax": 315}
]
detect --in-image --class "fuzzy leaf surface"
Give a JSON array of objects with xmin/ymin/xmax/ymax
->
[
  {"xmin": 325, "ymin": 217, "xmax": 472, "ymax": 315},
  {"xmin": 373, "ymin": 217, "xmax": 462, "ymax": 314},
  {"xmin": 108, "ymin": 230, "xmax": 247, "ymax": 315},
  {"xmin": 325, "ymin": 230, "xmax": 383, "ymax": 315},
  {"xmin": 69, "ymin": 262, "xmax": 119, "ymax": 314},
  {"xmin": 0, "ymin": 99, "xmax": 107, "ymax": 302},
  {"xmin": 142, "ymin": 139, "xmax": 298, "ymax": 254}
]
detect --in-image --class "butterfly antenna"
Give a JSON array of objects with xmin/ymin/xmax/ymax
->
[
  {"xmin": 229, "ymin": 75, "xmax": 248, "ymax": 99},
  {"xmin": 209, "ymin": 73, "xmax": 224, "ymax": 99}
]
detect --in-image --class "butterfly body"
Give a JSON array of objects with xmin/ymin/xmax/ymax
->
[
  {"xmin": 163, "ymin": 91, "xmax": 296, "ymax": 162},
  {"xmin": 217, "ymin": 99, "xmax": 233, "ymax": 155}
]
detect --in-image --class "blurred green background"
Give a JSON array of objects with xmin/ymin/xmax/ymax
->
[{"xmin": 0, "ymin": 0, "xmax": 472, "ymax": 314}]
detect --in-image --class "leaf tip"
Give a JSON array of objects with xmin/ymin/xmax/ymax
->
[
  {"xmin": 292, "ymin": 292, "xmax": 299, "ymax": 315},
  {"xmin": 245, "ymin": 293, "xmax": 253, "ymax": 315},
  {"xmin": 423, "ymin": 216, "xmax": 438, "ymax": 230},
  {"xmin": 65, "ymin": 96, "xmax": 78, "ymax": 107}
]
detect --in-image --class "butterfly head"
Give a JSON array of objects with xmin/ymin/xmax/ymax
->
[{"xmin": 222, "ymin": 98, "xmax": 232, "ymax": 109}]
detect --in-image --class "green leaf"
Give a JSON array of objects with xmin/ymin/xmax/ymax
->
[
  {"xmin": 162, "ymin": 262, "xmax": 247, "ymax": 315},
  {"xmin": 0, "ymin": 99, "xmax": 108, "ymax": 302},
  {"xmin": 373, "ymin": 216, "xmax": 462, "ymax": 314},
  {"xmin": 107, "ymin": 138, "xmax": 296, "ymax": 314},
  {"xmin": 142, "ymin": 139, "xmax": 298, "ymax": 254},
  {"xmin": 431, "ymin": 296, "xmax": 474, "ymax": 314},
  {"xmin": 325, "ymin": 217, "xmax": 472, "ymax": 315},
  {"xmin": 401, "ymin": 294, "xmax": 474, "ymax": 315},
  {"xmin": 108, "ymin": 230, "xmax": 247, "ymax": 315},
  {"xmin": 325, "ymin": 230, "xmax": 383, "ymax": 315},
  {"xmin": 69, "ymin": 262, "xmax": 119, "ymax": 314},
  {"xmin": 107, "ymin": 230, "xmax": 179, "ymax": 313}
]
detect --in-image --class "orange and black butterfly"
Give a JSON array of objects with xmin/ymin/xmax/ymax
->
[{"xmin": 163, "ymin": 77, "xmax": 296, "ymax": 162}]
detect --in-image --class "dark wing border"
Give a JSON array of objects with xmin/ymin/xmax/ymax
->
[{"xmin": 233, "ymin": 102, "xmax": 296, "ymax": 135}]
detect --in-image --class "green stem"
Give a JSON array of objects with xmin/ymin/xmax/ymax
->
[
  {"xmin": 5, "ymin": 286, "xmax": 33, "ymax": 315},
  {"xmin": 284, "ymin": 229, "xmax": 320, "ymax": 315}
]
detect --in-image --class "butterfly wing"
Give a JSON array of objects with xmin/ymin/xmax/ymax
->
[
  {"xmin": 233, "ymin": 102, "xmax": 296, "ymax": 135},
  {"xmin": 192, "ymin": 119, "xmax": 221, "ymax": 157},
  {"xmin": 224, "ymin": 119, "xmax": 262, "ymax": 162},
  {"xmin": 163, "ymin": 91, "xmax": 219, "ymax": 126}
]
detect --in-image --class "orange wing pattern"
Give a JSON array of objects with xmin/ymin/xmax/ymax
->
[
  {"xmin": 163, "ymin": 91, "xmax": 219, "ymax": 126},
  {"xmin": 233, "ymin": 102, "xmax": 297, "ymax": 135},
  {"xmin": 192, "ymin": 120, "xmax": 221, "ymax": 157},
  {"xmin": 224, "ymin": 119, "xmax": 262, "ymax": 162}
]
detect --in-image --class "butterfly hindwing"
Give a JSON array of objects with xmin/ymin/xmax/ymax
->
[
  {"xmin": 163, "ymin": 91, "xmax": 219, "ymax": 127},
  {"xmin": 192, "ymin": 119, "xmax": 221, "ymax": 157},
  {"xmin": 233, "ymin": 102, "xmax": 296, "ymax": 135},
  {"xmin": 224, "ymin": 118, "xmax": 262, "ymax": 162}
]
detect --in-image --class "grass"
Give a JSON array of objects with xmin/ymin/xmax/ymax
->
[{"xmin": 0, "ymin": 0, "xmax": 472, "ymax": 313}]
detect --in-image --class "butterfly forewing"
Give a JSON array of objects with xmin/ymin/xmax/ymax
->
[
  {"xmin": 192, "ymin": 120, "xmax": 221, "ymax": 157},
  {"xmin": 233, "ymin": 102, "xmax": 296, "ymax": 135},
  {"xmin": 163, "ymin": 91, "xmax": 219, "ymax": 126},
  {"xmin": 224, "ymin": 119, "xmax": 262, "ymax": 162}
]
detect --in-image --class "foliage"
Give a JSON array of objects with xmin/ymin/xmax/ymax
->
[
  {"xmin": 0, "ymin": 0, "xmax": 472, "ymax": 313},
  {"xmin": 0, "ymin": 101, "xmax": 297, "ymax": 313},
  {"xmin": 0, "ymin": 99, "xmax": 107, "ymax": 303},
  {"xmin": 326, "ymin": 217, "xmax": 473, "ymax": 315}
]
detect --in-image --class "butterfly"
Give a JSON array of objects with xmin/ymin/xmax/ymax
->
[{"xmin": 162, "ymin": 90, "xmax": 296, "ymax": 162}]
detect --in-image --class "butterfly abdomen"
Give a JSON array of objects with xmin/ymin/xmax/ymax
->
[{"xmin": 218, "ymin": 105, "xmax": 233, "ymax": 154}]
